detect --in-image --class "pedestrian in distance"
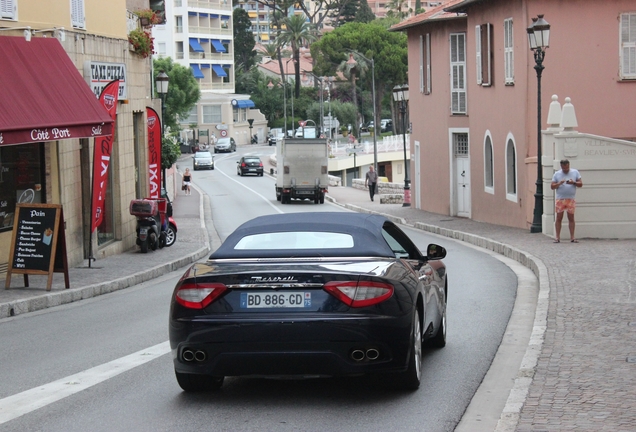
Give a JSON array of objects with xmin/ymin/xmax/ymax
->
[
  {"xmin": 183, "ymin": 168, "xmax": 192, "ymax": 196},
  {"xmin": 365, "ymin": 165, "xmax": 378, "ymax": 202},
  {"xmin": 551, "ymin": 159, "xmax": 582, "ymax": 243}
]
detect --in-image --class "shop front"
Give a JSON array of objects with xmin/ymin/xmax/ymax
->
[{"xmin": 0, "ymin": 36, "xmax": 114, "ymax": 273}]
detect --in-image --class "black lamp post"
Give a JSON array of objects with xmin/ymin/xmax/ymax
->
[
  {"xmin": 155, "ymin": 70, "xmax": 169, "ymax": 189},
  {"xmin": 393, "ymin": 84, "xmax": 411, "ymax": 207},
  {"xmin": 527, "ymin": 15, "xmax": 550, "ymax": 233}
]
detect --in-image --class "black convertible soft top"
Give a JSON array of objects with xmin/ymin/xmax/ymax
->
[{"xmin": 210, "ymin": 212, "xmax": 396, "ymax": 259}]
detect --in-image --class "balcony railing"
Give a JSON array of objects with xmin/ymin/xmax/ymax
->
[
  {"xmin": 188, "ymin": 52, "xmax": 233, "ymax": 60},
  {"xmin": 188, "ymin": 26, "xmax": 232, "ymax": 36},
  {"xmin": 187, "ymin": 0, "xmax": 232, "ymax": 11},
  {"xmin": 199, "ymin": 81, "xmax": 235, "ymax": 91}
]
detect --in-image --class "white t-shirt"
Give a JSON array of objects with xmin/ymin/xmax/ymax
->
[{"xmin": 552, "ymin": 168, "xmax": 581, "ymax": 199}]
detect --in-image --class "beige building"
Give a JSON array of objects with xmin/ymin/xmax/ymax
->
[{"xmin": 0, "ymin": 0, "xmax": 159, "ymax": 276}]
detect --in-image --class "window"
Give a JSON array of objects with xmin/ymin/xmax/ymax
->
[
  {"xmin": 504, "ymin": 18, "xmax": 514, "ymax": 84},
  {"xmin": 0, "ymin": 144, "xmax": 45, "ymax": 233},
  {"xmin": 505, "ymin": 137, "xmax": 517, "ymax": 200},
  {"xmin": 620, "ymin": 13, "xmax": 636, "ymax": 79},
  {"xmin": 475, "ymin": 23, "xmax": 493, "ymax": 86},
  {"xmin": 235, "ymin": 232, "xmax": 354, "ymax": 250},
  {"xmin": 202, "ymin": 105, "xmax": 222, "ymax": 124},
  {"xmin": 180, "ymin": 107, "xmax": 198, "ymax": 125},
  {"xmin": 420, "ymin": 34, "xmax": 431, "ymax": 94},
  {"xmin": 71, "ymin": 0, "xmax": 85, "ymax": 29},
  {"xmin": 450, "ymin": 33, "xmax": 467, "ymax": 114},
  {"xmin": 382, "ymin": 222, "xmax": 421, "ymax": 260},
  {"xmin": 0, "ymin": 0, "xmax": 16, "ymax": 20},
  {"xmin": 175, "ymin": 15, "xmax": 183, "ymax": 33},
  {"xmin": 484, "ymin": 135, "xmax": 494, "ymax": 193}
]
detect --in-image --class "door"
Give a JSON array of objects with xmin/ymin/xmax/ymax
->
[{"xmin": 453, "ymin": 133, "xmax": 471, "ymax": 217}]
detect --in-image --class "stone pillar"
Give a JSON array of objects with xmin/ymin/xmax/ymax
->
[{"xmin": 541, "ymin": 95, "xmax": 563, "ymax": 236}]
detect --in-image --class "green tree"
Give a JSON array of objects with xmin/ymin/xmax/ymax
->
[
  {"xmin": 355, "ymin": 0, "xmax": 376, "ymax": 23},
  {"xmin": 152, "ymin": 58, "xmax": 201, "ymax": 132},
  {"xmin": 310, "ymin": 21, "xmax": 407, "ymax": 136},
  {"xmin": 276, "ymin": 14, "xmax": 318, "ymax": 98},
  {"xmin": 331, "ymin": 0, "xmax": 359, "ymax": 27},
  {"xmin": 233, "ymin": 8, "xmax": 257, "ymax": 73},
  {"xmin": 161, "ymin": 134, "xmax": 181, "ymax": 171}
]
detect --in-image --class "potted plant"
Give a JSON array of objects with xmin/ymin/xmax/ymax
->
[
  {"xmin": 340, "ymin": 125, "xmax": 348, "ymax": 137},
  {"xmin": 128, "ymin": 29, "xmax": 154, "ymax": 58},
  {"xmin": 134, "ymin": 9, "xmax": 163, "ymax": 27}
]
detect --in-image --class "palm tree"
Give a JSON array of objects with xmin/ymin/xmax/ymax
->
[
  {"xmin": 338, "ymin": 52, "xmax": 369, "ymax": 136},
  {"xmin": 277, "ymin": 14, "xmax": 318, "ymax": 98}
]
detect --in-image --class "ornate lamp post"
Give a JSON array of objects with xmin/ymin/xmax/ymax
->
[
  {"xmin": 393, "ymin": 84, "xmax": 411, "ymax": 207},
  {"xmin": 347, "ymin": 51, "xmax": 377, "ymax": 171},
  {"xmin": 527, "ymin": 15, "xmax": 550, "ymax": 233},
  {"xmin": 155, "ymin": 70, "xmax": 169, "ymax": 188}
]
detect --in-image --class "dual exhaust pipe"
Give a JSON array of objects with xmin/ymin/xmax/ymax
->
[
  {"xmin": 350, "ymin": 348, "xmax": 380, "ymax": 362},
  {"xmin": 182, "ymin": 349, "xmax": 206, "ymax": 362}
]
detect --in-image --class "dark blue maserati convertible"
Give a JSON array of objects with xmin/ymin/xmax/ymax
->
[{"xmin": 169, "ymin": 212, "xmax": 448, "ymax": 391}]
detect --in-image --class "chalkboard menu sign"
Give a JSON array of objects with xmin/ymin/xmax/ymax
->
[{"xmin": 5, "ymin": 204, "xmax": 70, "ymax": 291}]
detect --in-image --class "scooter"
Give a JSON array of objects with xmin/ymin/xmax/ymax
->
[
  {"xmin": 251, "ymin": 134, "xmax": 258, "ymax": 144},
  {"xmin": 129, "ymin": 199, "xmax": 166, "ymax": 253}
]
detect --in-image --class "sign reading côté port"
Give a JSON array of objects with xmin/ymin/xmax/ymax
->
[{"xmin": 5, "ymin": 204, "xmax": 69, "ymax": 291}]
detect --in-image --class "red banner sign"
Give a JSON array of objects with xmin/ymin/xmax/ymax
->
[
  {"xmin": 146, "ymin": 107, "xmax": 162, "ymax": 199},
  {"xmin": 91, "ymin": 80, "xmax": 119, "ymax": 233}
]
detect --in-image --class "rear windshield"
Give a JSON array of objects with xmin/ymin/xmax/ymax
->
[
  {"xmin": 234, "ymin": 231, "xmax": 354, "ymax": 250},
  {"xmin": 244, "ymin": 158, "xmax": 260, "ymax": 162}
]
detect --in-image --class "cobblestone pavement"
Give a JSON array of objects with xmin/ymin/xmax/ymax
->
[{"xmin": 326, "ymin": 186, "xmax": 636, "ymax": 432}]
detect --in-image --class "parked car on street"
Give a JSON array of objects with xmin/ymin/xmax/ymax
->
[
  {"xmin": 169, "ymin": 212, "xmax": 448, "ymax": 392},
  {"xmin": 192, "ymin": 151, "xmax": 214, "ymax": 170},
  {"xmin": 214, "ymin": 137, "xmax": 236, "ymax": 153},
  {"xmin": 236, "ymin": 156, "xmax": 264, "ymax": 176},
  {"xmin": 381, "ymin": 119, "xmax": 393, "ymax": 133}
]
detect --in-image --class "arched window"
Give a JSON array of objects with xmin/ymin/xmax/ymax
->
[
  {"xmin": 484, "ymin": 135, "xmax": 494, "ymax": 193},
  {"xmin": 506, "ymin": 137, "xmax": 517, "ymax": 201}
]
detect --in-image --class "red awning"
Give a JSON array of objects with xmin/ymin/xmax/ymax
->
[{"xmin": 0, "ymin": 36, "xmax": 114, "ymax": 146}]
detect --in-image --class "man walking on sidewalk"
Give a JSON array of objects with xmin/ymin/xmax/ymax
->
[
  {"xmin": 551, "ymin": 159, "xmax": 582, "ymax": 243},
  {"xmin": 365, "ymin": 166, "xmax": 378, "ymax": 202}
]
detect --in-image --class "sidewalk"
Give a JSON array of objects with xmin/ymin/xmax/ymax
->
[
  {"xmin": 2, "ymin": 160, "xmax": 635, "ymax": 431},
  {"xmin": 1, "ymin": 162, "xmax": 213, "ymax": 318},
  {"xmin": 326, "ymin": 186, "xmax": 636, "ymax": 432}
]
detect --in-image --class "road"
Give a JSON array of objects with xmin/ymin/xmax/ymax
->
[{"xmin": 0, "ymin": 146, "xmax": 522, "ymax": 432}]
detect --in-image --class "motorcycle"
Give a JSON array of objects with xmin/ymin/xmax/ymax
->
[
  {"xmin": 251, "ymin": 134, "xmax": 258, "ymax": 144},
  {"xmin": 129, "ymin": 198, "xmax": 168, "ymax": 253}
]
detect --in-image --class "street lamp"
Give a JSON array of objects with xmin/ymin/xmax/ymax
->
[
  {"xmin": 527, "ymin": 14, "xmax": 550, "ymax": 233},
  {"xmin": 347, "ymin": 51, "xmax": 377, "ymax": 171},
  {"xmin": 155, "ymin": 70, "xmax": 169, "ymax": 188},
  {"xmin": 393, "ymin": 84, "xmax": 410, "ymax": 207}
]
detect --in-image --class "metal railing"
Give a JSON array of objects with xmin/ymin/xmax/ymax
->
[
  {"xmin": 187, "ymin": 0, "xmax": 232, "ymax": 11},
  {"xmin": 188, "ymin": 26, "xmax": 232, "ymax": 36},
  {"xmin": 329, "ymin": 134, "xmax": 411, "ymax": 157}
]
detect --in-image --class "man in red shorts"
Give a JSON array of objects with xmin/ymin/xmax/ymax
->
[{"xmin": 550, "ymin": 159, "xmax": 582, "ymax": 243}]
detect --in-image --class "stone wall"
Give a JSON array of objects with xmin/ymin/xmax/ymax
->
[{"xmin": 352, "ymin": 179, "xmax": 404, "ymax": 204}]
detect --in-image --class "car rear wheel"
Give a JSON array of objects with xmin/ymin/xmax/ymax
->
[
  {"xmin": 394, "ymin": 309, "xmax": 422, "ymax": 390},
  {"xmin": 175, "ymin": 371, "xmax": 224, "ymax": 392}
]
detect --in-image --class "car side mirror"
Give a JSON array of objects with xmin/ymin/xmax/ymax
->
[{"xmin": 426, "ymin": 244, "xmax": 447, "ymax": 260}]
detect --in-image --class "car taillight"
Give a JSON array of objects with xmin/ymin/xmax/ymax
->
[
  {"xmin": 323, "ymin": 281, "xmax": 394, "ymax": 308},
  {"xmin": 175, "ymin": 282, "xmax": 227, "ymax": 309},
  {"xmin": 259, "ymin": 162, "xmax": 263, "ymax": 167},
  {"xmin": 241, "ymin": 162, "xmax": 246, "ymax": 167}
]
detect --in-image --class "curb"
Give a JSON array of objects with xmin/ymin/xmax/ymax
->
[{"xmin": 325, "ymin": 194, "xmax": 549, "ymax": 432}]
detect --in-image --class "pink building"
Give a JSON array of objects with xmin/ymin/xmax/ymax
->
[{"xmin": 392, "ymin": 0, "xmax": 636, "ymax": 229}]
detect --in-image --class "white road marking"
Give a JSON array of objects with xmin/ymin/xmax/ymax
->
[
  {"xmin": 215, "ymin": 155, "xmax": 284, "ymax": 214},
  {"xmin": 0, "ymin": 341, "xmax": 170, "ymax": 425}
]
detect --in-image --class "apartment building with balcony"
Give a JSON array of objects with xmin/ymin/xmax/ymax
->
[{"xmin": 153, "ymin": 0, "xmax": 267, "ymax": 146}]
